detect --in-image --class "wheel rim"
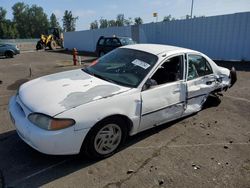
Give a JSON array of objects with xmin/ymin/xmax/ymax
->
[{"xmin": 94, "ymin": 124, "xmax": 122, "ymax": 155}]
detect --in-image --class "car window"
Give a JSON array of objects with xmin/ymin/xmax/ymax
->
[
  {"xmin": 151, "ymin": 55, "xmax": 183, "ymax": 85},
  {"xmin": 98, "ymin": 38, "xmax": 105, "ymax": 45},
  {"xmin": 119, "ymin": 38, "xmax": 135, "ymax": 45},
  {"xmin": 105, "ymin": 38, "xmax": 120, "ymax": 47},
  {"xmin": 187, "ymin": 54, "xmax": 213, "ymax": 80},
  {"xmin": 84, "ymin": 48, "xmax": 158, "ymax": 87}
]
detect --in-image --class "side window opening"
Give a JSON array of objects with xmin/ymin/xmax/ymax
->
[
  {"xmin": 188, "ymin": 55, "xmax": 213, "ymax": 80},
  {"xmin": 151, "ymin": 55, "xmax": 183, "ymax": 85}
]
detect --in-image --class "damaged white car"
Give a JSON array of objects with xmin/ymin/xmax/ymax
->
[{"xmin": 9, "ymin": 44, "xmax": 236, "ymax": 158}]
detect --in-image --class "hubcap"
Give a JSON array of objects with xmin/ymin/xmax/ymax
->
[{"xmin": 94, "ymin": 124, "xmax": 122, "ymax": 155}]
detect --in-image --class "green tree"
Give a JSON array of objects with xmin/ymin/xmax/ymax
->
[
  {"xmin": 0, "ymin": 7, "xmax": 7, "ymax": 37},
  {"xmin": 186, "ymin": 15, "xmax": 191, "ymax": 19},
  {"xmin": 90, "ymin": 20, "xmax": 98, "ymax": 29},
  {"xmin": 62, "ymin": 10, "xmax": 78, "ymax": 32},
  {"xmin": 99, "ymin": 18, "xmax": 108, "ymax": 28},
  {"xmin": 0, "ymin": 7, "xmax": 19, "ymax": 39},
  {"xmin": 0, "ymin": 7, "xmax": 7, "ymax": 21},
  {"xmin": 12, "ymin": 2, "xmax": 29, "ymax": 38},
  {"xmin": 116, "ymin": 14, "xmax": 125, "ymax": 26},
  {"xmin": 134, "ymin": 17, "xmax": 143, "ymax": 25},
  {"xmin": 124, "ymin": 17, "xmax": 133, "ymax": 26},
  {"xmin": 163, "ymin": 15, "xmax": 172, "ymax": 22},
  {"xmin": 27, "ymin": 5, "xmax": 49, "ymax": 38},
  {"xmin": 108, "ymin": 20, "xmax": 117, "ymax": 27},
  {"xmin": 50, "ymin": 13, "xmax": 60, "ymax": 29}
]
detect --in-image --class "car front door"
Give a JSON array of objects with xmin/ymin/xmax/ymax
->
[
  {"xmin": 185, "ymin": 54, "xmax": 217, "ymax": 115},
  {"xmin": 139, "ymin": 55, "xmax": 186, "ymax": 131}
]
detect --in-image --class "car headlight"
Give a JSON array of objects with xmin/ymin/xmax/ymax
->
[{"xmin": 28, "ymin": 113, "xmax": 75, "ymax": 131}]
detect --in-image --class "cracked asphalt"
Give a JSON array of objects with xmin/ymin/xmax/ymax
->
[{"xmin": 0, "ymin": 51, "xmax": 250, "ymax": 188}]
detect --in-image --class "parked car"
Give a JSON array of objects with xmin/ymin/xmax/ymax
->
[
  {"xmin": 9, "ymin": 44, "xmax": 236, "ymax": 159},
  {"xmin": 96, "ymin": 36, "xmax": 136, "ymax": 57},
  {"xmin": 0, "ymin": 43, "xmax": 20, "ymax": 58}
]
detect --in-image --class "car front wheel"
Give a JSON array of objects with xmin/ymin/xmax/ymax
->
[
  {"xmin": 5, "ymin": 51, "xmax": 14, "ymax": 58},
  {"xmin": 84, "ymin": 117, "xmax": 127, "ymax": 159}
]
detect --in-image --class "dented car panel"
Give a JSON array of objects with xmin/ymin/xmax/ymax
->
[{"xmin": 8, "ymin": 44, "xmax": 236, "ymax": 155}]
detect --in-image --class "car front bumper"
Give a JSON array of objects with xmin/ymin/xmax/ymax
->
[{"xmin": 8, "ymin": 96, "xmax": 90, "ymax": 155}]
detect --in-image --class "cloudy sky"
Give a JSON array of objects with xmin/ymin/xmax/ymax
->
[{"xmin": 2, "ymin": 0, "xmax": 250, "ymax": 31}]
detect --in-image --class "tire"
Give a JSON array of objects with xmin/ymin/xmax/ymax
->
[
  {"xmin": 49, "ymin": 40, "xmax": 57, "ymax": 50},
  {"xmin": 36, "ymin": 41, "xmax": 44, "ymax": 50},
  {"xmin": 5, "ymin": 51, "xmax": 14, "ymax": 58},
  {"xmin": 83, "ymin": 117, "xmax": 128, "ymax": 159},
  {"xmin": 99, "ymin": 51, "xmax": 105, "ymax": 57}
]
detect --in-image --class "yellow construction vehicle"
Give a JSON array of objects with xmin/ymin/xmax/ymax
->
[{"xmin": 36, "ymin": 27, "xmax": 63, "ymax": 50}]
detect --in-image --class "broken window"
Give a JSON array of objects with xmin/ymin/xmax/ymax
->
[
  {"xmin": 150, "ymin": 55, "xmax": 183, "ymax": 85},
  {"xmin": 188, "ymin": 55, "xmax": 213, "ymax": 80}
]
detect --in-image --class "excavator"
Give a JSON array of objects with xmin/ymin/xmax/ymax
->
[{"xmin": 36, "ymin": 27, "xmax": 63, "ymax": 50}]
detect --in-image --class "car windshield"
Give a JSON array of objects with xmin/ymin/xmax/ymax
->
[
  {"xmin": 119, "ymin": 38, "xmax": 136, "ymax": 45},
  {"xmin": 83, "ymin": 48, "xmax": 158, "ymax": 88}
]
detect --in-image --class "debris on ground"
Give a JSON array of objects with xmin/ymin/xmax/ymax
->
[
  {"xmin": 192, "ymin": 164, "xmax": 201, "ymax": 170},
  {"xmin": 126, "ymin": 169, "xmax": 134, "ymax": 174},
  {"xmin": 224, "ymin": 146, "xmax": 229, "ymax": 149},
  {"xmin": 229, "ymin": 140, "xmax": 233, "ymax": 144},
  {"xmin": 158, "ymin": 179, "xmax": 164, "ymax": 186},
  {"xmin": 0, "ymin": 80, "xmax": 2, "ymax": 84}
]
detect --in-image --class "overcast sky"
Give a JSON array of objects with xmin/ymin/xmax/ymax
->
[{"xmin": 2, "ymin": 0, "xmax": 250, "ymax": 31}]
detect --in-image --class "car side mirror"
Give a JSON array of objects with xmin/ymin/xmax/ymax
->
[{"xmin": 142, "ymin": 79, "xmax": 157, "ymax": 91}]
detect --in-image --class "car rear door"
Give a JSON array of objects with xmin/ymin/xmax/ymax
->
[
  {"xmin": 185, "ymin": 53, "xmax": 217, "ymax": 114},
  {"xmin": 139, "ymin": 55, "xmax": 186, "ymax": 131}
]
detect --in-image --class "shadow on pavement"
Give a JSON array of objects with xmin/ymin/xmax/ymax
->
[{"xmin": 0, "ymin": 96, "xmax": 220, "ymax": 187}]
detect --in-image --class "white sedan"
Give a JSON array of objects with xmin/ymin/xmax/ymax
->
[{"xmin": 8, "ymin": 44, "xmax": 236, "ymax": 158}]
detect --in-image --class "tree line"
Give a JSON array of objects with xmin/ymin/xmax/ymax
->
[
  {"xmin": 90, "ymin": 14, "xmax": 143, "ymax": 30},
  {"xmin": 90, "ymin": 14, "xmax": 205, "ymax": 29},
  {"xmin": 0, "ymin": 2, "xmax": 78, "ymax": 39}
]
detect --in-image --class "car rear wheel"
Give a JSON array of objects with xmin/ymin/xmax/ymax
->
[
  {"xmin": 5, "ymin": 51, "xmax": 14, "ymax": 58},
  {"xmin": 83, "ymin": 117, "xmax": 127, "ymax": 159},
  {"xmin": 49, "ymin": 40, "xmax": 57, "ymax": 50}
]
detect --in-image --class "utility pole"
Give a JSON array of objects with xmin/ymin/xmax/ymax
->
[{"xmin": 190, "ymin": 0, "xmax": 194, "ymax": 18}]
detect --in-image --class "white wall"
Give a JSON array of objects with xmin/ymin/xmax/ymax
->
[
  {"xmin": 64, "ymin": 12, "xmax": 250, "ymax": 61},
  {"xmin": 64, "ymin": 26, "xmax": 132, "ymax": 52}
]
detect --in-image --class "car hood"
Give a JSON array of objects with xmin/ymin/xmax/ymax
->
[{"xmin": 18, "ymin": 69, "xmax": 131, "ymax": 116}]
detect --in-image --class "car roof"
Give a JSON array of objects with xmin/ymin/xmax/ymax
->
[{"xmin": 121, "ymin": 44, "xmax": 197, "ymax": 56}]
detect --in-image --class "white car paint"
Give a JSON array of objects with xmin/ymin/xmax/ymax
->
[{"xmin": 8, "ymin": 44, "xmax": 234, "ymax": 155}]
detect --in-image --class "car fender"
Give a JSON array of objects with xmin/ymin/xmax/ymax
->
[{"xmin": 54, "ymin": 89, "xmax": 141, "ymax": 135}]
